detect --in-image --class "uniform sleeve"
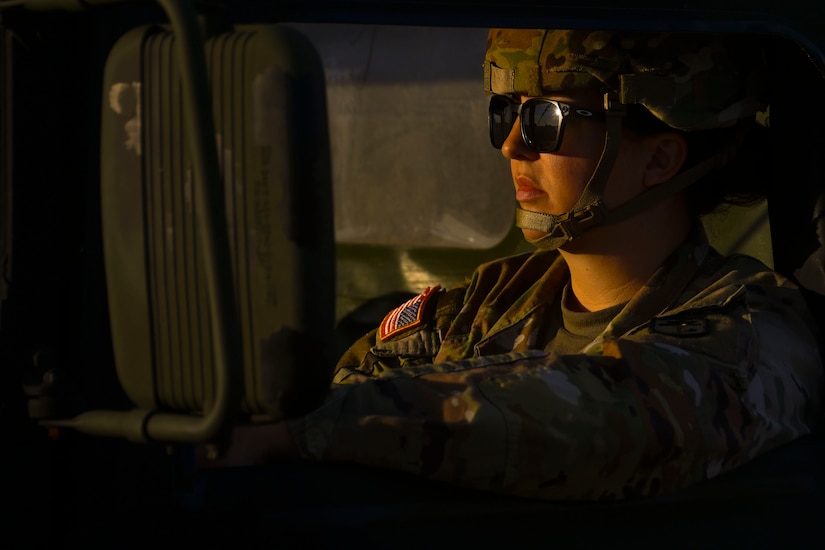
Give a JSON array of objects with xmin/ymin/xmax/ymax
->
[
  {"xmin": 335, "ymin": 327, "xmax": 379, "ymax": 374},
  {"xmin": 287, "ymin": 321, "xmax": 822, "ymax": 501}
]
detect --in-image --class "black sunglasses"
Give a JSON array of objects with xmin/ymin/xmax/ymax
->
[{"xmin": 488, "ymin": 94, "xmax": 604, "ymax": 153}]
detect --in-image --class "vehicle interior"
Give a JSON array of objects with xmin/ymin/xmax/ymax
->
[{"xmin": 2, "ymin": 0, "xmax": 824, "ymax": 547}]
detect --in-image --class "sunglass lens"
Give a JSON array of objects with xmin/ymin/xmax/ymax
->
[
  {"xmin": 489, "ymin": 95, "xmax": 518, "ymax": 149},
  {"xmin": 489, "ymin": 96, "xmax": 564, "ymax": 152},
  {"xmin": 522, "ymin": 101, "xmax": 562, "ymax": 153}
]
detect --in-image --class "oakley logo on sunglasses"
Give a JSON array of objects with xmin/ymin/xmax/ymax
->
[{"xmin": 488, "ymin": 95, "xmax": 604, "ymax": 153}]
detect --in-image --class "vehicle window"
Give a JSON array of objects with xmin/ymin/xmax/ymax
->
[{"xmin": 290, "ymin": 23, "xmax": 514, "ymax": 249}]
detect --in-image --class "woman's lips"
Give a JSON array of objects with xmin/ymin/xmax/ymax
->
[{"xmin": 515, "ymin": 175, "xmax": 545, "ymax": 202}]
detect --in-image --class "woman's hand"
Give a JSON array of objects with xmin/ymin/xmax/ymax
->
[{"xmin": 197, "ymin": 422, "xmax": 296, "ymax": 468}]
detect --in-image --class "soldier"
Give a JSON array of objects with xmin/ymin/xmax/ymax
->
[{"xmin": 229, "ymin": 29, "xmax": 824, "ymax": 500}]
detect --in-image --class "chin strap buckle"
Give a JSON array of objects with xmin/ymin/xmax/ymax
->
[{"xmin": 555, "ymin": 203, "xmax": 608, "ymax": 239}]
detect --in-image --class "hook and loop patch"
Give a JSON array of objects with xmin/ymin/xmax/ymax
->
[{"xmin": 379, "ymin": 286, "xmax": 442, "ymax": 341}]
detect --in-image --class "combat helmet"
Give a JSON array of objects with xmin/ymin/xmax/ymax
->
[{"xmin": 484, "ymin": 28, "xmax": 768, "ymax": 250}]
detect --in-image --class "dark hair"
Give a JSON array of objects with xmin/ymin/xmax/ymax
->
[
  {"xmin": 623, "ymin": 104, "xmax": 769, "ymax": 217},
  {"xmin": 681, "ymin": 121, "xmax": 769, "ymax": 216}
]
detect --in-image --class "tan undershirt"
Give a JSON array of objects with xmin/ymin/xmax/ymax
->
[{"xmin": 548, "ymin": 284, "xmax": 626, "ymax": 355}]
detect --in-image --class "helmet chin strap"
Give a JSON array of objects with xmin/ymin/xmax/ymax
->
[{"xmin": 516, "ymin": 94, "xmax": 729, "ymax": 251}]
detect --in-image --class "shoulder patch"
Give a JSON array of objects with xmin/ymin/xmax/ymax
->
[{"xmin": 379, "ymin": 286, "xmax": 441, "ymax": 341}]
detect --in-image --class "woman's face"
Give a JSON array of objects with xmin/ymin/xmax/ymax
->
[{"xmin": 501, "ymin": 90, "xmax": 652, "ymax": 244}]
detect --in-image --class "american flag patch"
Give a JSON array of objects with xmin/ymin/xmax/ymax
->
[{"xmin": 379, "ymin": 286, "xmax": 441, "ymax": 341}]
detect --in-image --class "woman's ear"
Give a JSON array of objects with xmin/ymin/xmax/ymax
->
[{"xmin": 642, "ymin": 132, "xmax": 688, "ymax": 187}]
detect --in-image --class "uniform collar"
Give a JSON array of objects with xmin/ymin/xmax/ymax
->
[{"xmin": 584, "ymin": 223, "xmax": 711, "ymax": 349}]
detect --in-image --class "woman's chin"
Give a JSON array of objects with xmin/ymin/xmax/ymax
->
[{"xmin": 520, "ymin": 228, "xmax": 549, "ymax": 244}]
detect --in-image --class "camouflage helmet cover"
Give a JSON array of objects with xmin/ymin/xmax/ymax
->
[{"xmin": 484, "ymin": 29, "xmax": 768, "ymax": 131}]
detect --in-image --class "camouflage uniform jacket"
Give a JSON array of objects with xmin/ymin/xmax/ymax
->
[{"xmin": 288, "ymin": 227, "xmax": 824, "ymax": 500}]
